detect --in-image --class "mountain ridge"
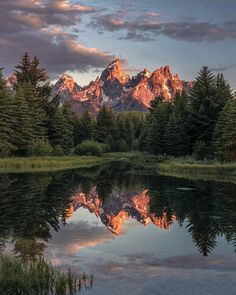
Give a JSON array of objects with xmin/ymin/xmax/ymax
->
[
  {"xmin": 6, "ymin": 59, "xmax": 192, "ymax": 114},
  {"xmin": 52, "ymin": 59, "xmax": 192, "ymax": 114}
]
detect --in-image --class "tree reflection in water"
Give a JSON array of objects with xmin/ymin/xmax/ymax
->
[{"xmin": 0, "ymin": 162, "xmax": 236, "ymax": 261}]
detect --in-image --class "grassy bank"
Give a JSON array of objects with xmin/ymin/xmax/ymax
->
[
  {"xmin": 157, "ymin": 159, "xmax": 236, "ymax": 182},
  {"xmin": 1, "ymin": 153, "xmax": 235, "ymax": 183},
  {"xmin": 0, "ymin": 155, "xmax": 105, "ymax": 173},
  {"xmin": 0, "ymin": 152, "xmax": 142, "ymax": 173},
  {"xmin": 0, "ymin": 255, "xmax": 92, "ymax": 294}
]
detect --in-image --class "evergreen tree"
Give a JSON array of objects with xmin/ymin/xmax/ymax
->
[
  {"xmin": 62, "ymin": 102, "xmax": 75, "ymax": 151},
  {"xmin": 0, "ymin": 69, "xmax": 15, "ymax": 156},
  {"xmin": 50, "ymin": 109, "xmax": 67, "ymax": 150},
  {"xmin": 19, "ymin": 82, "xmax": 46, "ymax": 139},
  {"xmin": 13, "ymin": 86, "xmax": 34, "ymax": 155},
  {"xmin": 15, "ymin": 52, "xmax": 31, "ymax": 86},
  {"xmin": 188, "ymin": 66, "xmax": 216, "ymax": 153},
  {"xmin": 214, "ymin": 73, "xmax": 232, "ymax": 114},
  {"xmin": 74, "ymin": 111, "xmax": 94, "ymax": 145},
  {"xmin": 94, "ymin": 105, "xmax": 115, "ymax": 144},
  {"xmin": 146, "ymin": 99, "xmax": 172, "ymax": 155},
  {"xmin": 213, "ymin": 99, "xmax": 236, "ymax": 161},
  {"xmin": 164, "ymin": 91, "xmax": 190, "ymax": 156},
  {"xmin": 30, "ymin": 56, "xmax": 48, "ymax": 88},
  {"xmin": 188, "ymin": 67, "xmax": 231, "ymax": 157},
  {"xmin": 15, "ymin": 53, "xmax": 48, "ymax": 89}
]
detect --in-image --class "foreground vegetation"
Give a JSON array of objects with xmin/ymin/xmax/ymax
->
[
  {"xmin": 0, "ymin": 152, "xmax": 235, "ymax": 183},
  {"xmin": 0, "ymin": 152, "xmax": 143, "ymax": 173},
  {"xmin": 0, "ymin": 155, "xmax": 105, "ymax": 173},
  {"xmin": 0, "ymin": 255, "xmax": 91, "ymax": 295},
  {"xmin": 157, "ymin": 159, "xmax": 236, "ymax": 182}
]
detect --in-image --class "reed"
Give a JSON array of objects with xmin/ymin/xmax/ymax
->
[
  {"xmin": 0, "ymin": 152, "xmax": 142, "ymax": 173},
  {"xmin": 0, "ymin": 156, "xmax": 104, "ymax": 173},
  {"xmin": 0, "ymin": 254, "xmax": 92, "ymax": 295},
  {"xmin": 157, "ymin": 160, "xmax": 236, "ymax": 182}
]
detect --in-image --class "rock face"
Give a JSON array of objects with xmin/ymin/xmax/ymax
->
[
  {"xmin": 66, "ymin": 187, "xmax": 176, "ymax": 235},
  {"xmin": 5, "ymin": 74, "xmax": 17, "ymax": 91},
  {"xmin": 52, "ymin": 59, "xmax": 192, "ymax": 115},
  {"xmin": 51, "ymin": 73, "xmax": 82, "ymax": 104}
]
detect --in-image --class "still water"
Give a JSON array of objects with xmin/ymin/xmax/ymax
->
[{"xmin": 0, "ymin": 162, "xmax": 236, "ymax": 294}]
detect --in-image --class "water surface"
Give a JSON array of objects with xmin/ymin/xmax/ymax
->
[{"xmin": 0, "ymin": 163, "xmax": 236, "ymax": 294}]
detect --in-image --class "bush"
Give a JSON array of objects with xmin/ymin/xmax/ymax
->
[
  {"xmin": 98, "ymin": 142, "xmax": 111, "ymax": 153},
  {"xmin": 74, "ymin": 140, "xmax": 103, "ymax": 156},
  {"xmin": 0, "ymin": 143, "xmax": 11, "ymax": 158},
  {"xmin": 193, "ymin": 140, "xmax": 212, "ymax": 161},
  {"xmin": 52, "ymin": 145, "xmax": 67, "ymax": 156},
  {"xmin": 112, "ymin": 139, "xmax": 129, "ymax": 152},
  {"xmin": 28, "ymin": 139, "xmax": 53, "ymax": 156}
]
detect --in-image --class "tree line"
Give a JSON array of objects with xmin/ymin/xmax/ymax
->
[
  {"xmin": 0, "ymin": 53, "xmax": 235, "ymax": 160},
  {"xmin": 141, "ymin": 66, "xmax": 236, "ymax": 161}
]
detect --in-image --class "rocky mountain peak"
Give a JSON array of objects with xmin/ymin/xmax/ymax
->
[
  {"xmin": 51, "ymin": 59, "xmax": 192, "ymax": 114},
  {"xmin": 5, "ymin": 73, "xmax": 17, "ymax": 91},
  {"xmin": 100, "ymin": 58, "xmax": 130, "ymax": 84},
  {"xmin": 57, "ymin": 73, "xmax": 77, "ymax": 93},
  {"xmin": 52, "ymin": 72, "xmax": 81, "ymax": 103}
]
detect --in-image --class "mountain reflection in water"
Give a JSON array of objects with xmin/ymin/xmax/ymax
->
[{"xmin": 0, "ymin": 162, "xmax": 236, "ymax": 294}]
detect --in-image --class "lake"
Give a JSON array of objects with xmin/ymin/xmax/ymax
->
[{"xmin": 0, "ymin": 161, "xmax": 236, "ymax": 295}]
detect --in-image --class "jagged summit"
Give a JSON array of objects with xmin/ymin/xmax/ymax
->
[
  {"xmin": 100, "ymin": 58, "xmax": 130, "ymax": 84},
  {"xmin": 52, "ymin": 72, "xmax": 82, "ymax": 103},
  {"xmin": 51, "ymin": 59, "xmax": 192, "ymax": 114}
]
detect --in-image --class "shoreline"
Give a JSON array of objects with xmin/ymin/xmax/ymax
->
[{"xmin": 0, "ymin": 153, "xmax": 235, "ymax": 183}]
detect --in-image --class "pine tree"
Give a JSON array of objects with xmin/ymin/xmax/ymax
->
[
  {"xmin": 50, "ymin": 109, "xmax": 67, "ymax": 149},
  {"xmin": 0, "ymin": 69, "xmax": 15, "ymax": 156},
  {"xmin": 19, "ymin": 82, "xmax": 46, "ymax": 139},
  {"xmin": 13, "ymin": 86, "xmax": 35, "ymax": 155},
  {"xmin": 188, "ymin": 66, "xmax": 216, "ymax": 148},
  {"xmin": 74, "ymin": 111, "xmax": 94, "ymax": 145},
  {"xmin": 213, "ymin": 99, "xmax": 236, "ymax": 161},
  {"xmin": 215, "ymin": 73, "xmax": 232, "ymax": 114},
  {"xmin": 146, "ymin": 99, "xmax": 172, "ymax": 155},
  {"xmin": 15, "ymin": 52, "xmax": 31, "ymax": 86},
  {"xmin": 30, "ymin": 56, "xmax": 48, "ymax": 88},
  {"xmin": 94, "ymin": 105, "xmax": 115, "ymax": 144},
  {"xmin": 164, "ymin": 91, "xmax": 190, "ymax": 156},
  {"xmin": 62, "ymin": 102, "xmax": 75, "ymax": 151}
]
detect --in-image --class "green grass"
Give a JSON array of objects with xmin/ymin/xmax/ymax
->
[
  {"xmin": 0, "ymin": 152, "xmax": 144, "ymax": 173},
  {"xmin": 0, "ymin": 155, "xmax": 105, "ymax": 173},
  {"xmin": 1, "ymin": 152, "xmax": 235, "ymax": 183},
  {"xmin": 0, "ymin": 254, "xmax": 92, "ymax": 295},
  {"xmin": 157, "ymin": 159, "xmax": 236, "ymax": 183}
]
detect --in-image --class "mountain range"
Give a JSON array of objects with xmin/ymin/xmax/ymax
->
[
  {"xmin": 52, "ymin": 59, "xmax": 192, "ymax": 114},
  {"xmin": 6, "ymin": 59, "xmax": 192, "ymax": 114}
]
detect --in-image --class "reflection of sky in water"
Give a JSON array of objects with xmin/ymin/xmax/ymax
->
[{"xmin": 46, "ymin": 207, "xmax": 236, "ymax": 295}]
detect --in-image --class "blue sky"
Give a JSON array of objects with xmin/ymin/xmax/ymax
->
[{"xmin": 0, "ymin": 0, "xmax": 235, "ymax": 88}]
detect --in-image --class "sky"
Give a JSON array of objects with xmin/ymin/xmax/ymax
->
[{"xmin": 0, "ymin": 0, "xmax": 236, "ymax": 88}]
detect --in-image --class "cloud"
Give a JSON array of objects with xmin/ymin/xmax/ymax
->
[
  {"xmin": 209, "ymin": 63, "xmax": 236, "ymax": 72},
  {"xmin": 0, "ymin": 0, "xmax": 115, "ymax": 77},
  {"xmin": 90, "ymin": 12, "xmax": 236, "ymax": 43},
  {"xmin": 48, "ymin": 220, "xmax": 114, "ymax": 255}
]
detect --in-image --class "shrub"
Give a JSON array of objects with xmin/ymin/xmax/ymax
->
[
  {"xmin": 28, "ymin": 139, "xmax": 53, "ymax": 156},
  {"xmin": 98, "ymin": 143, "xmax": 111, "ymax": 153},
  {"xmin": 193, "ymin": 140, "xmax": 212, "ymax": 161},
  {"xmin": 74, "ymin": 140, "xmax": 103, "ymax": 156},
  {"xmin": 112, "ymin": 139, "xmax": 129, "ymax": 152},
  {"xmin": 52, "ymin": 145, "xmax": 67, "ymax": 156}
]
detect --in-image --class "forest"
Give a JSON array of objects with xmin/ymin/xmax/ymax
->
[{"xmin": 0, "ymin": 53, "xmax": 235, "ymax": 161}]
